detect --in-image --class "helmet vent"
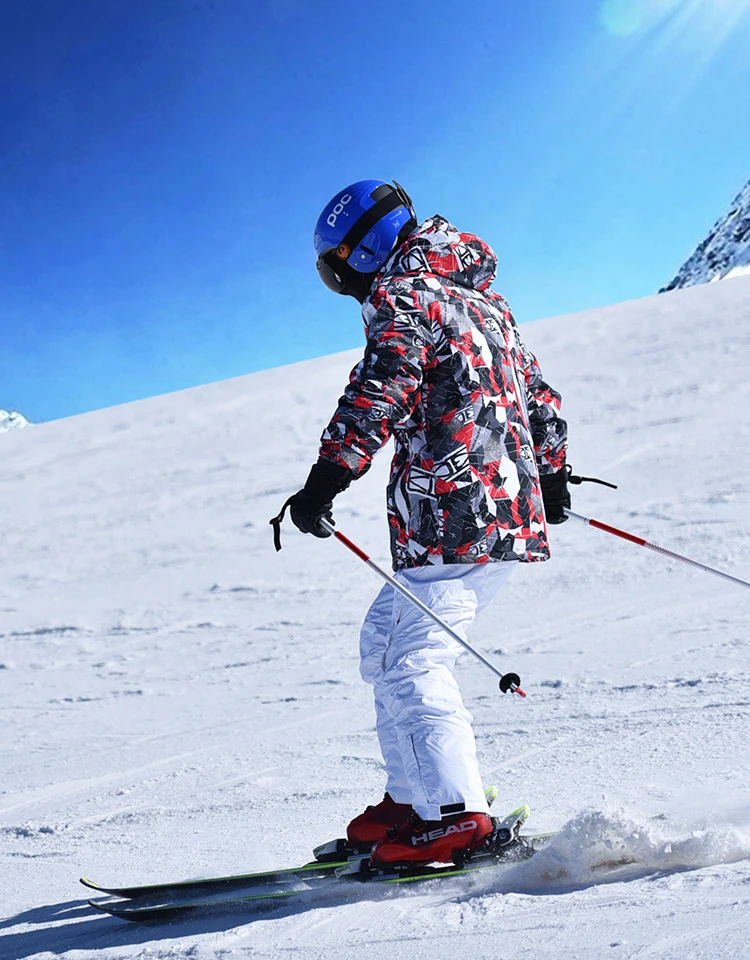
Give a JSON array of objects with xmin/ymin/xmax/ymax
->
[{"xmin": 370, "ymin": 184, "xmax": 393, "ymax": 202}]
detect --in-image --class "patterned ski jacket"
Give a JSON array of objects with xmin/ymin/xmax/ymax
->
[{"xmin": 319, "ymin": 216, "xmax": 567, "ymax": 570}]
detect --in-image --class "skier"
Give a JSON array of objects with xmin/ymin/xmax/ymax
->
[{"xmin": 281, "ymin": 180, "xmax": 569, "ymax": 866}]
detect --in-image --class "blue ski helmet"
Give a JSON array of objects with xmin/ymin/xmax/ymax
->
[{"xmin": 314, "ymin": 180, "xmax": 415, "ymax": 300}]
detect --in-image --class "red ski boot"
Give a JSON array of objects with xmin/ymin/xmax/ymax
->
[
  {"xmin": 346, "ymin": 793, "xmax": 413, "ymax": 846},
  {"xmin": 370, "ymin": 810, "xmax": 493, "ymax": 866}
]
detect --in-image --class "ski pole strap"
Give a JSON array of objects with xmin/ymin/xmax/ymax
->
[
  {"xmin": 566, "ymin": 465, "xmax": 618, "ymax": 490},
  {"xmin": 269, "ymin": 497, "xmax": 294, "ymax": 552}
]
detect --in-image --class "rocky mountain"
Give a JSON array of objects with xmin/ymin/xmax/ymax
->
[
  {"xmin": 0, "ymin": 410, "xmax": 29, "ymax": 433},
  {"xmin": 660, "ymin": 178, "xmax": 750, "ymax": 292}
]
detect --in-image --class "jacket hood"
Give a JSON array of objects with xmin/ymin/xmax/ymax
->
[{"xmin": 379, "ymin": 215, "xmax": 498, "ymax": 292}]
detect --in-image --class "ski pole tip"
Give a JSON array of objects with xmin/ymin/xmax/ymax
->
[{"xmin": 499, "ymin": 672, "xmax": 525, "ymax": 697}]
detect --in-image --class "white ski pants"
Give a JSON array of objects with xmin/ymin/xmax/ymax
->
[{"xmin": 359, "ymin": 561, "xmax": 514, "ymax": 822}]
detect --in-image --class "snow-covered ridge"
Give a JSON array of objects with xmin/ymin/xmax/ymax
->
[
  {"xmin": 660, "ymin": 178, "xmax": 750, "ymax": 291},
  {"xmin": 0, "ymin": 410, "xmax": 29, "ymax": 433}
]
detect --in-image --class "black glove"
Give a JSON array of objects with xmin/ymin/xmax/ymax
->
[
  {"xmin": 540, "ymin": 468, "xmax": 571, "ymax": 524},
  {"xmin": 287, "ymin": 459, "xmax": 353, "ymax": 538}
]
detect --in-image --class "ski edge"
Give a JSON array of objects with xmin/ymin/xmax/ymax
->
[
  {"xmin": 82, "ymin": 801, "xmax": 556, "ymax": 918},
  {"xmin": 79, "ymin": 859, "xmax": 347, "ymax": 899},
  {"xmin": 87, "ymin": 885, "xmax": 303, "ymax": 921},
  {"xmin": 86, "ymin": 838, "xmax": 547, "ymax": 922}
]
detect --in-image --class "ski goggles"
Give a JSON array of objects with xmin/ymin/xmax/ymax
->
[{"xmin": 316, "ymin": 249, "xmax": 350, "ymax": 294}]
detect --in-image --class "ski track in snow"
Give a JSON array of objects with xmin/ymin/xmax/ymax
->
[{"xmin": 1, "ymin": 276, "xmax": 750, "ymax": 959}]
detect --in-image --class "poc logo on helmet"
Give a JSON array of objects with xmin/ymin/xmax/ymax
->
[{"xmin": 327, "ymin": 193, "xmax": 352, "ymax": 228}]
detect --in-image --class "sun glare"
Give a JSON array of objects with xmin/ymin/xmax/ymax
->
[
  {"xmin": 599, "ymin": 0, "xmax": 750, "ymax": 37},
  {"xmin": 589, "ymin": 0, "xmax": 750, "ymax": 130}
]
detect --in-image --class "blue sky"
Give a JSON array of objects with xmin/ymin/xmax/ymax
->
[{"xmin": 2, "ymin": 0, "xmax": 749, "ymax": 422}]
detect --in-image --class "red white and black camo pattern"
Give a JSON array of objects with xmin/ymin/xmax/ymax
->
[{"xmin": 320, "ymin": 216, "xmax": 567, "ymax": 570}]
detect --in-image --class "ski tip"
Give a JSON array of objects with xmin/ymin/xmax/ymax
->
[
  {"xmin": 88, "ymin": 898, "xmax": 112, "ymax": 913},
  {"xmin": 88, "ymin": 899, "xmax": 150, "ymax": 922},
  {"xmin": 80, "ymin": 877, "xmax": 104, "ymax": 891}
]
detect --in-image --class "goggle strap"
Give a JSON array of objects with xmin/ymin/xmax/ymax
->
[{"xmin": 339, "ymin": 186, "xmax": 411, "ymax": 260}]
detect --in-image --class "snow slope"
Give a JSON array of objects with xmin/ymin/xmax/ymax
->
[
  {"xmin": 0, "ymin": 410, "xmax": 29, "ymax": 433},
  {"xmin": 660, "ymin": 178, "xmax": 750, "ymax": 290},
  {"xmin": 1, "ymin": 276, "xmax": 749, "ymax": 960}
]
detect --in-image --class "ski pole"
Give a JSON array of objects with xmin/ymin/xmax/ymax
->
[
  {"xmin": 319, "ymin": 518, "xmax": 526, "ymax": 698},
  {"xmin": 564, "ymin": 509, "xmax": 750, "ymax": 591}
]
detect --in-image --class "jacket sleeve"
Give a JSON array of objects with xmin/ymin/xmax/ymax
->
[
  {"xmin": 319, "ymin": 286, "xmax": 430, "ymax": 478},
  {"xmin": 519, "ymin": 341, "xmax": 568, "ymax": 475}
]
